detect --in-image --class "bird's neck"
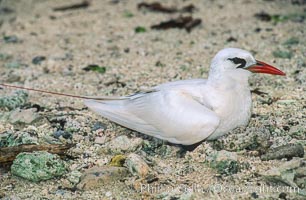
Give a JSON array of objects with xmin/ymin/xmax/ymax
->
[{"xmin": 207, "ymin": 69, "xmax": 251, "ymax": 89}]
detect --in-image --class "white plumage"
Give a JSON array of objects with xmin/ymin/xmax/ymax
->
[{"xmin": 85, "ymin": 48, "xmax": 285, "ymax": 145}]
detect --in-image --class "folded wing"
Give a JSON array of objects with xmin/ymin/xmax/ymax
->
[{"xmin": 85, "ymin": 83, "xmax": 220, "ymax": 145}]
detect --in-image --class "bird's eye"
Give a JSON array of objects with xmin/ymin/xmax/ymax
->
[{"xmin": 228, "ymin": 57, "xmax": 246, "ymax": 68}]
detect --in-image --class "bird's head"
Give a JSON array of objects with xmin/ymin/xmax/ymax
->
[{"xmin": 209, "ymin": 48, "xmax": 285, "ymax": 81}]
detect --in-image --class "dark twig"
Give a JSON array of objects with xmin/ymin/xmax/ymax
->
[
  {"xmin": 251, "ymin": 88, "xmax": 268, "ymax": 96},
  {"xmin": 53, "ymin": 1, "xmax": 90, "ymax": 12},
  {"xmin": 0, "ymin": 143, "xmax": 75, "ymax": 166}
]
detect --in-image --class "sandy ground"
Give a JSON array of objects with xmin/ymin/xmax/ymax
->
[{"xmin": 0, "ymin": 0, "xmax": 305, "ymax": 199}]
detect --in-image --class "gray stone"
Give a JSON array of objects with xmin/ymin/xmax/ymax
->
[
  {"xmin": 206, "ymin": 148, "xmax": 241, "ymax": 175},
  {"xmin": 94, "ymin": 136, "xmax": 107, "ymax": 144},
  {"xmin": 91, "ymin": 121, "xmax": 106, "ymax": 131},
  {"xmin": 77, "ymin": 166, "xmax": 129, "ymax": 190},
  {"xmin": 67, "ymin": 170, "xmax": 82, "ymax": 185},
  {"xmin": 261, "ymin": 143, "xmax": 304, "ymax": 161},
  {"xmin": 260, "ymin": 158, "xmax": 306, "ymax": 196},
  {"xmin": 212, "ymin": 126, "xmax": 271, "ymax": 152},
  {"xmin": 8, "ymin": 108, "xmax": 41, "ymax": 124},
  {"xmin": 105, "ymin": 135, "xmax": 143, "ymax": 153},
  {"xmin": 125, "ymin": 153, "xmax": 150, "ymax": 178}
]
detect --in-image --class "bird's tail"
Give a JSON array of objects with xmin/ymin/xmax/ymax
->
[{"xmin": 0, "ymin": 83, "xmax": 124, "ymax": 100}]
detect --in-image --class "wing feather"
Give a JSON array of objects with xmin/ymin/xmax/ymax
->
[{"xmin": 85, "ymin": 79, "xmax": 220, "ymax": 145}]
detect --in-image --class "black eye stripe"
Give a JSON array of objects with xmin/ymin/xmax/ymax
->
[{"xmin": 228, "ymin": 57, "xmax": 246, "ymax": 68}]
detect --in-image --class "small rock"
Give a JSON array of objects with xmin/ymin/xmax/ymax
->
[
  {"xmin": 77, "ymin": 166, "xmax": 129, "ymax": 190},
  {"xmin": 67, "ymin": 170, "xmax": 82, "ymax": 185},
  {"xmin": 5, "ymin": 74, "xmax": 22, "ymax": 83},
  {"xmin": 32, "ymin": 56, "xmax": 46, "ymax": 65},
  {"xmin": 212, "ymin": 126, "xmax": 271, "ymax": 152},
  {"xmin": 283, "ymin": 37, "xmax": 299, "ymax": 46},
  {"xmin": 4, "ymin": 61, "xmax": 22, "ymax": 68},
  {"xmin": 95, "ymin": 158, "xmax": 109, "ymax": 166},
  {"xmin": 53, "ymin": 130, "xmax": 72, "ymax": 139},
  {"xmin": 94, "ymin": 136, "xmax": 107, "ymax": 144},
  {"xmin": 109, "ymin": 154, "xmax": 126, "ymax": 167},
  {"xmin": 11, "ymin": 151, "xmax": 67, "ymax": 182},
  {"xmin": 105, "ymin": 191, "xmax": 112, "ymax": 197},
  {"xmin": 254, "ymin": 11, "xmax": 271, "ymax": 21},
  {"xmin": 91, "ymin": 121, "xmax": 106, "ymax": 131},
  {"xmin": 0, "ymin": 7, "xmax": 14, "ymax": 15},
  {"xmin": 261, "ymin": 143, "xmax": 304, "ymax": 161},
  {"xmin": 145, "ymin": 173, "xmax": 159, "ymax": 183},
  {"xmin": 105, "ymin": 135, "xmax": 143, "ymax": 153},
  {"xmin": 142, "ymin": 139, "xmax": 176, "ymax": 157},
  {"xmin": 273, "ymin": 50, "xmax": 293, "ymax": 59},
  {"xmin": 278, "ymin": 192, "xmax": 287, "ymax": 199},
  {"xmin": 0, "ymin": 131, "xmax": 38, "ymax": 147},
  {"xmin": 226, "ymin": 36, "xmax": 237, "ymax": 42},
  {"xmin": 0, "ymin": 91, "xmax": 28, "ymax": 110},
  {"xmin": 8, "ymin": 108, "xmax": 41, "ymax": 124},
  {"xmin": 64, "ymin": 119, "xmax": 81, "ymax": 133},
  {"xmin": 251, "ymin": 192, "xmax": 259, "ymax": 199},
  {"xmin": 0, "ymin": 53, "xmax": 12, "ymax": 60},
  {"xmin": 206, "ymin": 148, "xmax": 241, "ymax": 175},
  {"xmin": 125, "ymin": 153, "xmax": 150, "ymax": 178},
  {"xmin": 82, "ymin": 64, "xmax": 106, "ymax": 74},
  {"xmin": 135, "ymin": 26, "xmax": 146, "ymax": 33},
  {"xmin": 260, "ymin": 158, "xmax": 306, "ymax": 192},
  {"xmin": 0, "ymin": 112, "xmax": 12, "ymax": 123},
  {"xmin": 3, "ymin": 35, "xmax": 20, "ymax": 43},
  {"xmin": 289, "ymin": 125, "xmax": 305, "ymax": 140},
  {"xmin": 216, "ymin": 150, "xmax": 238, "ymax": 162}
]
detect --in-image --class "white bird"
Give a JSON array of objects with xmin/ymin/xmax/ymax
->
[{"xmin": 85, "ymin": 48, "xmax": 285, "ymax": 145}]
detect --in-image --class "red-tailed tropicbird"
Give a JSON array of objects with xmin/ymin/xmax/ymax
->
[
  {"xmin": 0, "ymin": 48, "xmax": 285, "ymax": 146},
  {"xmin": 85, "ymin": 48, "xmax": 286, "ymax": 145}
]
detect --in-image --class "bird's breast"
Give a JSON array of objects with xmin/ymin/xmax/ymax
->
[{"xmin": 207, "ymin": 85, "xmax": 252, "ymax": 139}]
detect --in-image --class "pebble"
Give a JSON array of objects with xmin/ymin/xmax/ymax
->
[
  {"xmin": 53, "ymin": 130, "xmax": 72, "ymax": 139},
  {"xmin": 260, "ymin": 158, "xmax": 306, "ymax": 190},
  {"xmin": 77, "ymin": 166, "xmax": 129, "ymax": 190},
  {"xmin": 273, "ymin": 50, "xmax": 293, "ymax": 59},
  {"xmin": 95, "ymin": 158, "xmax": 109, "ymax": 166},
  {"xmin": 104, "ymin": 135, "xmax": 143, "ymax": 153},
  {"xmin": 289, "ymin": 125, "xmax": 305, "ymax": 140},
  {"xmin": 0, "ymin": 131, "xmax": 38, "ymax": 147},
  {"xmin": 206, "ymin": 147, "xmax": 240, "ymax": 175},
  {"xmin": 105, "ymin": 191, "xmax": 112, "ymax": 197},
  {"xmin": 3, "ymin": 35, "xmax": 19, "ymax": 43},
  {"xmin": 0, "ymin": 53, "xmax": 12, "ymax": 60},
  {"xmin": 32, "ymin": 56, "xmax": 46, "ymax": 65},
  {"xmin": 94, "ymin": 136, "xmax": 107, "ymax": 144},
  {"xmin": 64, "ymin": 119, "xmax": 81, "ymax": 133},
  {"xmin": 91, "ymin": 121, "xmax": 106, "ymax": 131},
  {"xmin": 4, "ymin": 61, "xmax": 22, "ymax": 68},
  {"xmin": 67, "ymin": 170, "xmax": 82, "ymax": 185},
  {"xmin": 212, "ymin": 126, "xmax": 271, "ymax": 152},
  {"xmin": 125, "ymin": 153, "xmax": 150, "ymax": 178},
  {"xmin": 261, "ymin": 143, "xmax": 304, "ymax": 161},
  {"xmin": 0, "ymin": 91, "xmax": 28, "ymax": 110},
  {"xmin": 8, "ymin": 108, "xmax": 41, "ymax": 124},
  {"xmin": 11, "ymin": 151, "xmax": 67, "ymax": 182}
]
